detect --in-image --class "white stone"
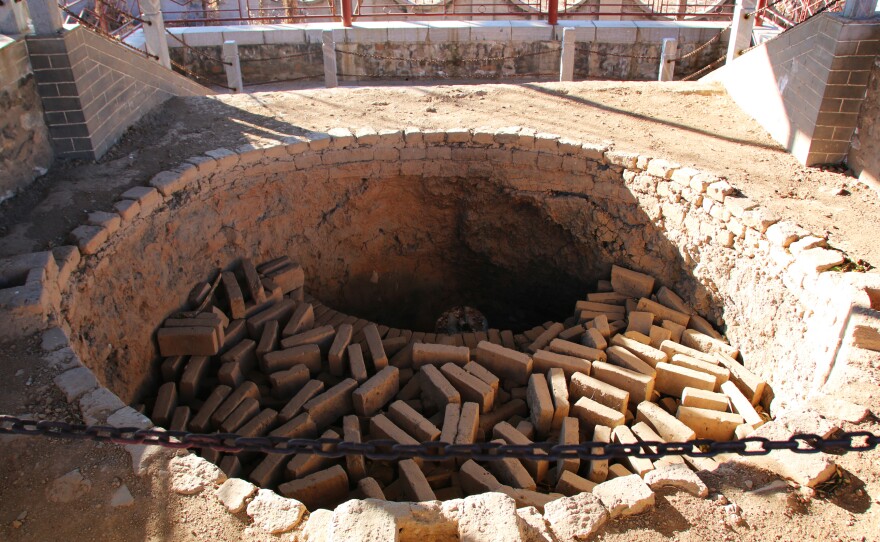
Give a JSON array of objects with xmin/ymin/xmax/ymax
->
[
  {"xmin": 593, "ymin": 474, "xmax": 655, "ymax": 517},
  {"xmin": 646, "ymin": 158, "xmax": 680, "ymax": 179},
  {"xmin": 125, "ymin": 443, "xmax": 168, "ymax": 476},
  {"xmin": 765, "ymin": 222, "xmax": 806, "ymax": 248},
  {"xmin": 246, "ymin": 489, "xmax": 307, "ymax": 534},
  {"xmin": 543, "ymin": 492, "xmax": 609, "ymax": 542},
  {"xmin": 329, "ymin": 499, "xmax": 399, "ymax": 541},
  {"xmin": 516, "ymin": 506, "xmax": 554, "ymax": 542},
  {"xmin": 41, "ymin": 327, "xmax": 68, "ymax": 351},
  {"xmin": 808, "ymin": 395, "xmax": 871, "ymax": 424},
  {"xmin": 216, "ymin": 478, "xmax": 257, "ymax": 513},
  {"xmin": 794, "ymin": 248, "xmax": 846, "ymax": 273},
  {"xmin": 106, "ymin": 406, "xmax": 153, "ymax": 429},
  {"xmin": 789, "ymin": 235, "xmax": 827, "ymax": 255},
  {"xmin": 110, "ymin": 485, "xmax": 135, "ymax": 508},
  {"xmin": 44, "ymin": 346, "xmax": 83, "ymax": 371},
  {"xmin": 170, "ymin": 453, "xmax": 227, "ymax": 495},
  {"xmin": 79, "ymin": 387, "xmax": 126, "ymax": 425},
  {"xmin": 53, "ymin": 367, "xmax": 98, "ymax": 402},
  {"xmin": 46, "ymin": 469, "xmax": 91, "ymax": 503},
  {"xmin": 458, "ymin": 492, "xmax": 524, "ymax": 542},
  {"xmin": 643, "ymin": 464, "xmax": 709, "ymax": 497},
  {"xmin": 300, "ymin": 508, "xmax": 333, "ymax": 541}
]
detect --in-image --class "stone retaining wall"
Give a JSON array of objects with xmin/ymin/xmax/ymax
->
[{"xmin": 0, "ymin": 36, "xmax": 53, "ymax": 198}]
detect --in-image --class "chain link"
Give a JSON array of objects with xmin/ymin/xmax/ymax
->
[
  {"xmin": 575, "ymin": 44, "xmax": 661, "ymax": 62},
  {"xmin": 671, "ymin": 26, "xmax": 730, "ymax": 63},
  {"xmin": 336, "ymin": 48, "xmax": 558, "ymax": 65},
  {"xmin": 3, "ymin": 416, "xmax": 877, "ymax": 461},
  {"xmin": 169, "ymin": 59, "xmax": 236, "ymax": 91},
  {"xmin": 240, "ymin": 50, "xmax": 318, "ymax": 63},
  {"xmin": 681, "ymin": 54, "xmax": 726, "ymax": 81}
]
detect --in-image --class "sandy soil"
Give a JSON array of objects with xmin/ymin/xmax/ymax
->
[{"xmin": 1, "ymin": 80, "xmax": 879, "ymax": 541}]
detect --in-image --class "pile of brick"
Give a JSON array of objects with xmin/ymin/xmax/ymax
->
[{"xmin": 146, "ymin": 258, "xmax": 768, "ymax": 512}]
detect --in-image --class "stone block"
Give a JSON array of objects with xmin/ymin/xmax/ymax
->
[{"xmin": 593, "ymin": 474, "xmax": 655, "ymax": 518}]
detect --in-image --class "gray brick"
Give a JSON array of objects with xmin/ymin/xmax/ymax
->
[
  {"xmin": 810, "ymin": 139, "xmax": 851, "ymax": 154},
  {"xmin": 65, "ymin": 110, "xmax": 86, "ymax": 123},
  {"xmin": 830, "ymin": 55, "xmax": 875, "ymax": 71},
  {"xmin": 34, "ymin": 67, "xmax": 75, "ymax": 84},
  {"xmin": 49, "ymin": 54, "xmax": 72, "ymax": 69},
  {"xmin": 839, "ymin": 23, "xmax": 880, "ymax": 42},
  {"xmin": 848, "ymin": 70, "xmax": 871, "ymax": 85},
  {"xmin": 49, "ymin": 123, "xmax": 90, "ymax": 138},
  {"xmin": 52, "ymin": 138, "xmax": 75, "ymax": 153},
  {"xmin": 840, "ymin": 99, "xmax": 864, "ymax": 113},
  {"xmin": 44, "ymin": 111, "xmax": 66, "ymax": 124},
  {"xmin": 26, "ymin": 37, "xmax": 67, "ymax": 55},
  {"xmin": 815, "ymin": 111, "xmax": 860, "ymax": 128},
  {"xmin": 824, "ymin": 84, "xmax": 868, "ymax": 99},
  {"xmin": 42, "ymin": 96, "xmax": 83, "ymax": 112},
  {"xmin": 856, "ymin": 40, "xmax": 880, "ymax": 56},
  {"xmin": 54, "ymin": 367, "xmax": 99, "ymax": 402},
  {"xmin": 29, "ymin": 55, "xmax": 52, "ymax": 70},
  {"xmin": 38, "ymin": 83, "xmax": 59, "ymax": 97},
  {"xmin": 72, "ymin": 138, "xmax": 93, "ymax": 151},
  {"xmin": 820, "ymin": 97, "xmax": 842, "ymax": 112}
]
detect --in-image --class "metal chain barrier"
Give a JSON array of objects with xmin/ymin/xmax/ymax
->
[
  {"xmin": 169, "ymin": 58, "xmax": 236, "ymax": 90},
  {"xmin": 336, "ymin": 47, "xmax": 558, "ymax": 66},
  {"xmin": 59, "ymin": 5, "xmax": 159, "ymax": 60},
  {"xmin": 575, "ymin": 44, "xmax": 661, "ymax": 62},
  {"xmin": 2, "ymin": 415, "xmax": 877, "ymax": 461},
  {"xmin": 240, "ymin": 50, "xmax": 318, "ymax": 63},
  {"xmin": 671, "ymin": 26, "xmax": 730, "ymax": 63},
  {"xmin": 681, "ymin": 55, "xmax": 727, "ymax": 81}
]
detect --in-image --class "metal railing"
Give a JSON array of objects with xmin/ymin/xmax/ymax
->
[{"xmin": 756, "ymin": 0, "xmax": 844, "ymax": 28}]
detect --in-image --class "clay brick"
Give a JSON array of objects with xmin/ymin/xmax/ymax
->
[
  {"xmin": 527, "ymin": 322, "xmax": 564, "ymax": 353},
  {"xmin": 611, "ymin": 334, "xmax": 668, "ymax": 368},
  {"xmin": 478, "ymin": 399, "xmax": 528, "ymax": 434},
  {"xmin": 270, "ymin": 411, "xmax": 317, "ymax": 439},
  {"xmin": 659, "ymin": 340, "xmax": 716, "ymax": 363},
  {"xmin": 304, "ymin": 378, "xmax": 357, "ymax": 429},
  {"xmin": 262, "ymin": 344, "xmax": 322, "ymax": 374},
  {"xmin": 558, "ymin": 324, "xmax": 585, "ymax": 341},
  {"xmin": 499, "ymin": 486, "xmax": 561, "ymax": 512},
  {"xmin": 637, "ymin": 298, "xmax": 690, "ymax": 327},
  {"xmin": 474, "ymin": 341, "xmax": 533, "ymax": 386},
  {"xmin": 189, "ymin": 385, "xmax": 231, "ymax": 433},
  {"xmin": 523, "ymin": 326, "xmax": 546, "ymax": 342},
  {"xmin": 492, "ymin": 421, "xmax": 549, "ymax": 482},
  {"xmin": 282, "ymin": 303, "xmax": 315, "ymax": 337},
  {"xmin": 591, "ymin": 361, "xmax": 655, "ymax": 408},
  {"xmin": 352, "ymin": 366, "xmax": 399, "ymax": 416},
  {"xmin": 381, "ymin": 336, "xmax": 409, "ymax": 356},
  {"xmin": 249, "ymin": 448, "xmax": 293, "ymax": 488},
  {"xmin": 526, "ymin": 373, "xmax": 554, "ymax": 438},
  {"xmin": 221, "ymin": 271, "xmax": 246, "ymax": 319},
  {"xmin": 169, "ymin": 406, "xmax": 191, "ymax": 432},
  {"xmin": 246, "ymin": 299, "xmax": 296, "ymax": 339},
  {"xmin": 241, "ymin": 259, "xmax": 266, "ymax": 305},
  {"xmin": 606, "ymin": 345, "xmax": 655, "ymax": 376},
  {"xmin": 688, "ymin": 314, "xmax": 725, "ymax": 341},
  {"xmin": 576, "ymin": 301, "xmax": 626, "ymax": 318},
  {"xmin": 572, "ymin": 396, "xmax": 626, "ymax": 430},
  {"xmin": 626, "ymin": 311, "xmax": 654, "ymax": 336},
  {"xmin": 533, "ymin": 349, "xmax": 591, "ymax": 377},
  {"xmin": 515, "ymin": 421, "xmax": 535, "ymax": 440},
  {"xmin": 655, "ymin": 362, "xmax": 715, "ymax": 397},
  {"xmin": 676, "ymin": 406, "xmax": 743, "ymax": 441},
  {"xmin": 440, "ymin": 363, "xmax": 494, "ymax": 413},
  {"xmin": 670, "ymin": 354, "xmax": 729, "ymax": 390},
  {"xmin": 237, "ymin": 408, "xmax": 278, "ymax": 438},
  {"xmin": 217, "ymin": 361, "xmax": 244, "ymax": 387},
  {"xmin": 715, "ymin": 352, "xmax": 766, "ymax": 406},
  {"xmin": 69, "ymin": 225, "xmax": 108, "ymax": 255},
  {"xmin": 278, "ymin": 465, "xmax": 349, "ymax": 510},
  {"xmin": 357, "ymin": 477, "xmax": 385, "ymax": 500},
  {"xmin": 555, "ymin": 470, "xmax": 597, "ymax": 496},
  {"xmin": 389, "ymin": 341, "xmax": 418, "ymax": 369},
  {"xmin": 549, "ymin": 339, "xmax": 607, "ymax": 362},
  {"xmin": 263, "ymin": 262, "xmax": 305, "ymax": 295},
  {"xmin": 606, "ymin": 464, "xmax": 634, "ymax": 480},
  {"xmin": 460, "ymin": 460, "xmax": 503, "ymax": 495},
  {"xmin": 440, "ymin": 403, "xmax": 461, "ymax": 443},
  {"xmin": 720, "ymin": 381, "xmax": 763, "ymax": 428},
  {"xmin": 681, "ymin": 387, "xmax": 729, "ymax": 411},
  {"xmin": 421, "ymin": 364, "xmax": 461, "ymax": 409},
  {"xmin": 152, "ymin": 382, "xmax": 178, "ymax": 427},
  {"xmin": 569, "ymin": 372, "xmax": 629, "ymax": 414},
  {"xmin": 347, "ymin": 344, "xmax": 368, "ymax": 383},
  {"xmin": 499, "ymin": 330, "xmax": 516, "ymax": 349},
  {"xmin": 387, "ymin": 400, "xmax": 441, "ymax": 442},
  {"xmin": 487, "ymin": 438, "xmax": 536, "ymax": 490},
  {"xmin": 222, "ymin": 320, "xmax": 248, "ymax": 353},
  {"xmin": 278, "ymin": 380, "xmax": 325, "ymax": 423},
  {"xmin": 161, "ymin": 356, "xmax": 187, "ymax": 382},
  {"xmin": 611, "ymin": 265, "xmax": 655, "ymax": 298},
  {"xmin": 455, "ymin": 402, "xmax": 480, "ymax": 446},
  {"xmin": 179, "ymin": 356, "xmax": 210, "ymax": 403},
  {"xmin": 661, "ymin": 321, "xmax": 686, "ymax": 343},
  {"xmin": 220, "ymin": 397, "xmax": 260, "ymax": 432},
  {"xmin": 370, "ymin": 414, "xmax": 419, "ymax": 445},
  {"xmin": 629, "ymin": 421, "xmax": 685, "ymax": 468},
  {"xmin": 635, "ymin": 401, "xmax": 696, "ymax": 442},
  {"xmin": 269, "ymin": 365, "xmax": 310, "ymax": 399},
  {"xmin": 587, "ymin": 291, "xmax": 628, "ymax": 305},
  {"xmin": 327, "ymin": 323, "xmax": 353, "ymax": 376},
  {"xmin": 681, "ymin": 329, "xmax": 738, "ymax": 359},
  {"xmin": 581, "ymin": 328, "xmax": 608, "ymax": 350},
  {"xmin": 256, "ymin": 320, "xmax": 279, "ymax": 362},
  {"xmin": 158, "ymin": 326, "xmax": 220, "ymax": 357},
  {"xmin": 464, "ymin": 361, "xmax": 500, "ymax": 392},
  {"xmin": 412, "ymin": 343, "xmax": 470, "ymax": 369},
  {"xmin": 211, "ymin": 381, "xmax": 260, "ymax": 427},
  {"xmin": 221, "ymin": 338, "xmax": 257, "ymax": 373},
  {"xmin": 363, "ymin": 324, "xmax": 388, "ymax": 370},
  {"xmin": 286, "ymin": 428, "xmax": 339, "ymax": 478},
  {"xmin": 280, "ymin": 325, "xmax": 336, "ymax": 353},
  {"xmin": 557, "ymin": 416, "xmax": 580, "ymax": 479},
  {"xmin": 613, "ymin": 425, "xmax": 654, "ymax": 476},
  {"xmin": 341, "ymin": 415, "xmax": 367, "ymax": 481},
  {"xmin": 399, "ymin": 459, "xmax": 436, "ymax": 502},
  {"xmin": 648, "ymin": 326, "xmax": 672, "ymax": 349},
  {"xmin": 587, "ymin": 425, "xmax": 612, "ymax": 483}
]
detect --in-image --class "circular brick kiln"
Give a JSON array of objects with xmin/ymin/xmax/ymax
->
[{"xmin": 48, "ymin": 127, "xmax": 878, "ymax": 538}]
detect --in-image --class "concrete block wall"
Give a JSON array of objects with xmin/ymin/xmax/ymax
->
[
  {"xmin": 0, "ymin": 35, "xmax": 53, "ymax": 197},
  {"xmin": 705, "ymin": 13, "xmax": 880, "ymax": 166},
  {"xmin": 848, "ymin": 53, "xmax": 880, "ymax": 191},
  {"xmin": 27, "ymin": 25, "xmax": 210, "ymax": 160}
]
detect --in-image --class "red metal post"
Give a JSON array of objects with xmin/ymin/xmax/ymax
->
[
  {"xmin": 548, "ymin": 0, "xmax": 559, "ymax": 25},
  {"xmin": 755, "ymin": 0, "xmax": 766, "ymax": 26},
  {"xmin": 342, "ymin": 0, "xmax": 353, "ymax": 27}
]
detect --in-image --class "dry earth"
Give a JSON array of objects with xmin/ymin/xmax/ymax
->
[{"xmin": 1, "ymin": 80, "xmax": 879, "ymax": 541}]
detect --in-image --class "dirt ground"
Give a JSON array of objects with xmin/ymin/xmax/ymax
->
[{"xmin": 1, "ymin": 80, "xmax": 879, "ymax": 541}]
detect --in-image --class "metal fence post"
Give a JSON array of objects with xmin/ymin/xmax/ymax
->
[
  {"xmin": 141, "ymin": 0, "xmax": 171, "ymax": 69},
  {"xmin": 658, "ymin": 38, "xmax": 677, "ymax": 82},
  {"xmin": 222, "ymin": 40, "xmax": 243, "ymax": 93},
  {"xmin": 341, "ymin": 0, "xmax": 353, "ymax": 27},
  {"xmin": 559, "ymin": 27, "xmax": 575, "ymax": 82},
  {"xmin": 727, "ymin": 0, "xmax": 757, "ymax": 64},
  {"xmin": 322, "ymin": 30, "xmax": 338, "ymax": 88}
]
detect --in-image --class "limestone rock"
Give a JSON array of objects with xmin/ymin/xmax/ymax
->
[
  {"xmin": 79, "ymin": 387, "xmax": 125, "ymax": 425},
  {"xmin": 644, "ymin": 464, "xmax": 709, "ymax": 497},
  {"xmin": 516, "ymin": 506, "xmax": 555, "ymax": 542},
  {"xmin": 543, "ymin": 492, "xmax": 609, "ymax": 541},
  {"xmin": 170, "ymin": 453, "xmax": 227, "ymax": 495},
  {"xmin": 329, "ymin": 499, "xmax": 399, "ymax": 542},
  {"xmin": 47, "ymin": 469, "xmax": 92, "ymax": 503},
  {"xmin": 41, "ymin": 327, "xmax": 69, "ymax": 351},
  {"xmin": 808, "ymin": 395, "xmax": 871, "ymax": 424},
  {"xmin": 106, "ymin": 406, "xmax": 154, "ymax": 429},
  {"xmin": 593, "ymin": 474, "xmax": 655, "ymax": 518},
  {"xmin": 216, "ymin": 478, "xmax": 257, "ymax": 513},
  {"xmin": 110, "ymin": 485, "xmax": 134, "ymax": 508},
  {"xmin": 458, "ymin": 492, "xmax": 524, "ymax": 542},
  {"xmin": 53, "ymin": 367, "xmax": 98, "ymax": 402},
  {"xmin": 246, "ymin": 488, "xmax": 306, "ymax": 534},
  {"xmin": 44, "ymin": 347, "xmax": 82, "ymax": 371},
  {"xmin": 299, "ymin": 509, "xmax": 333, "ymax": 542}
]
